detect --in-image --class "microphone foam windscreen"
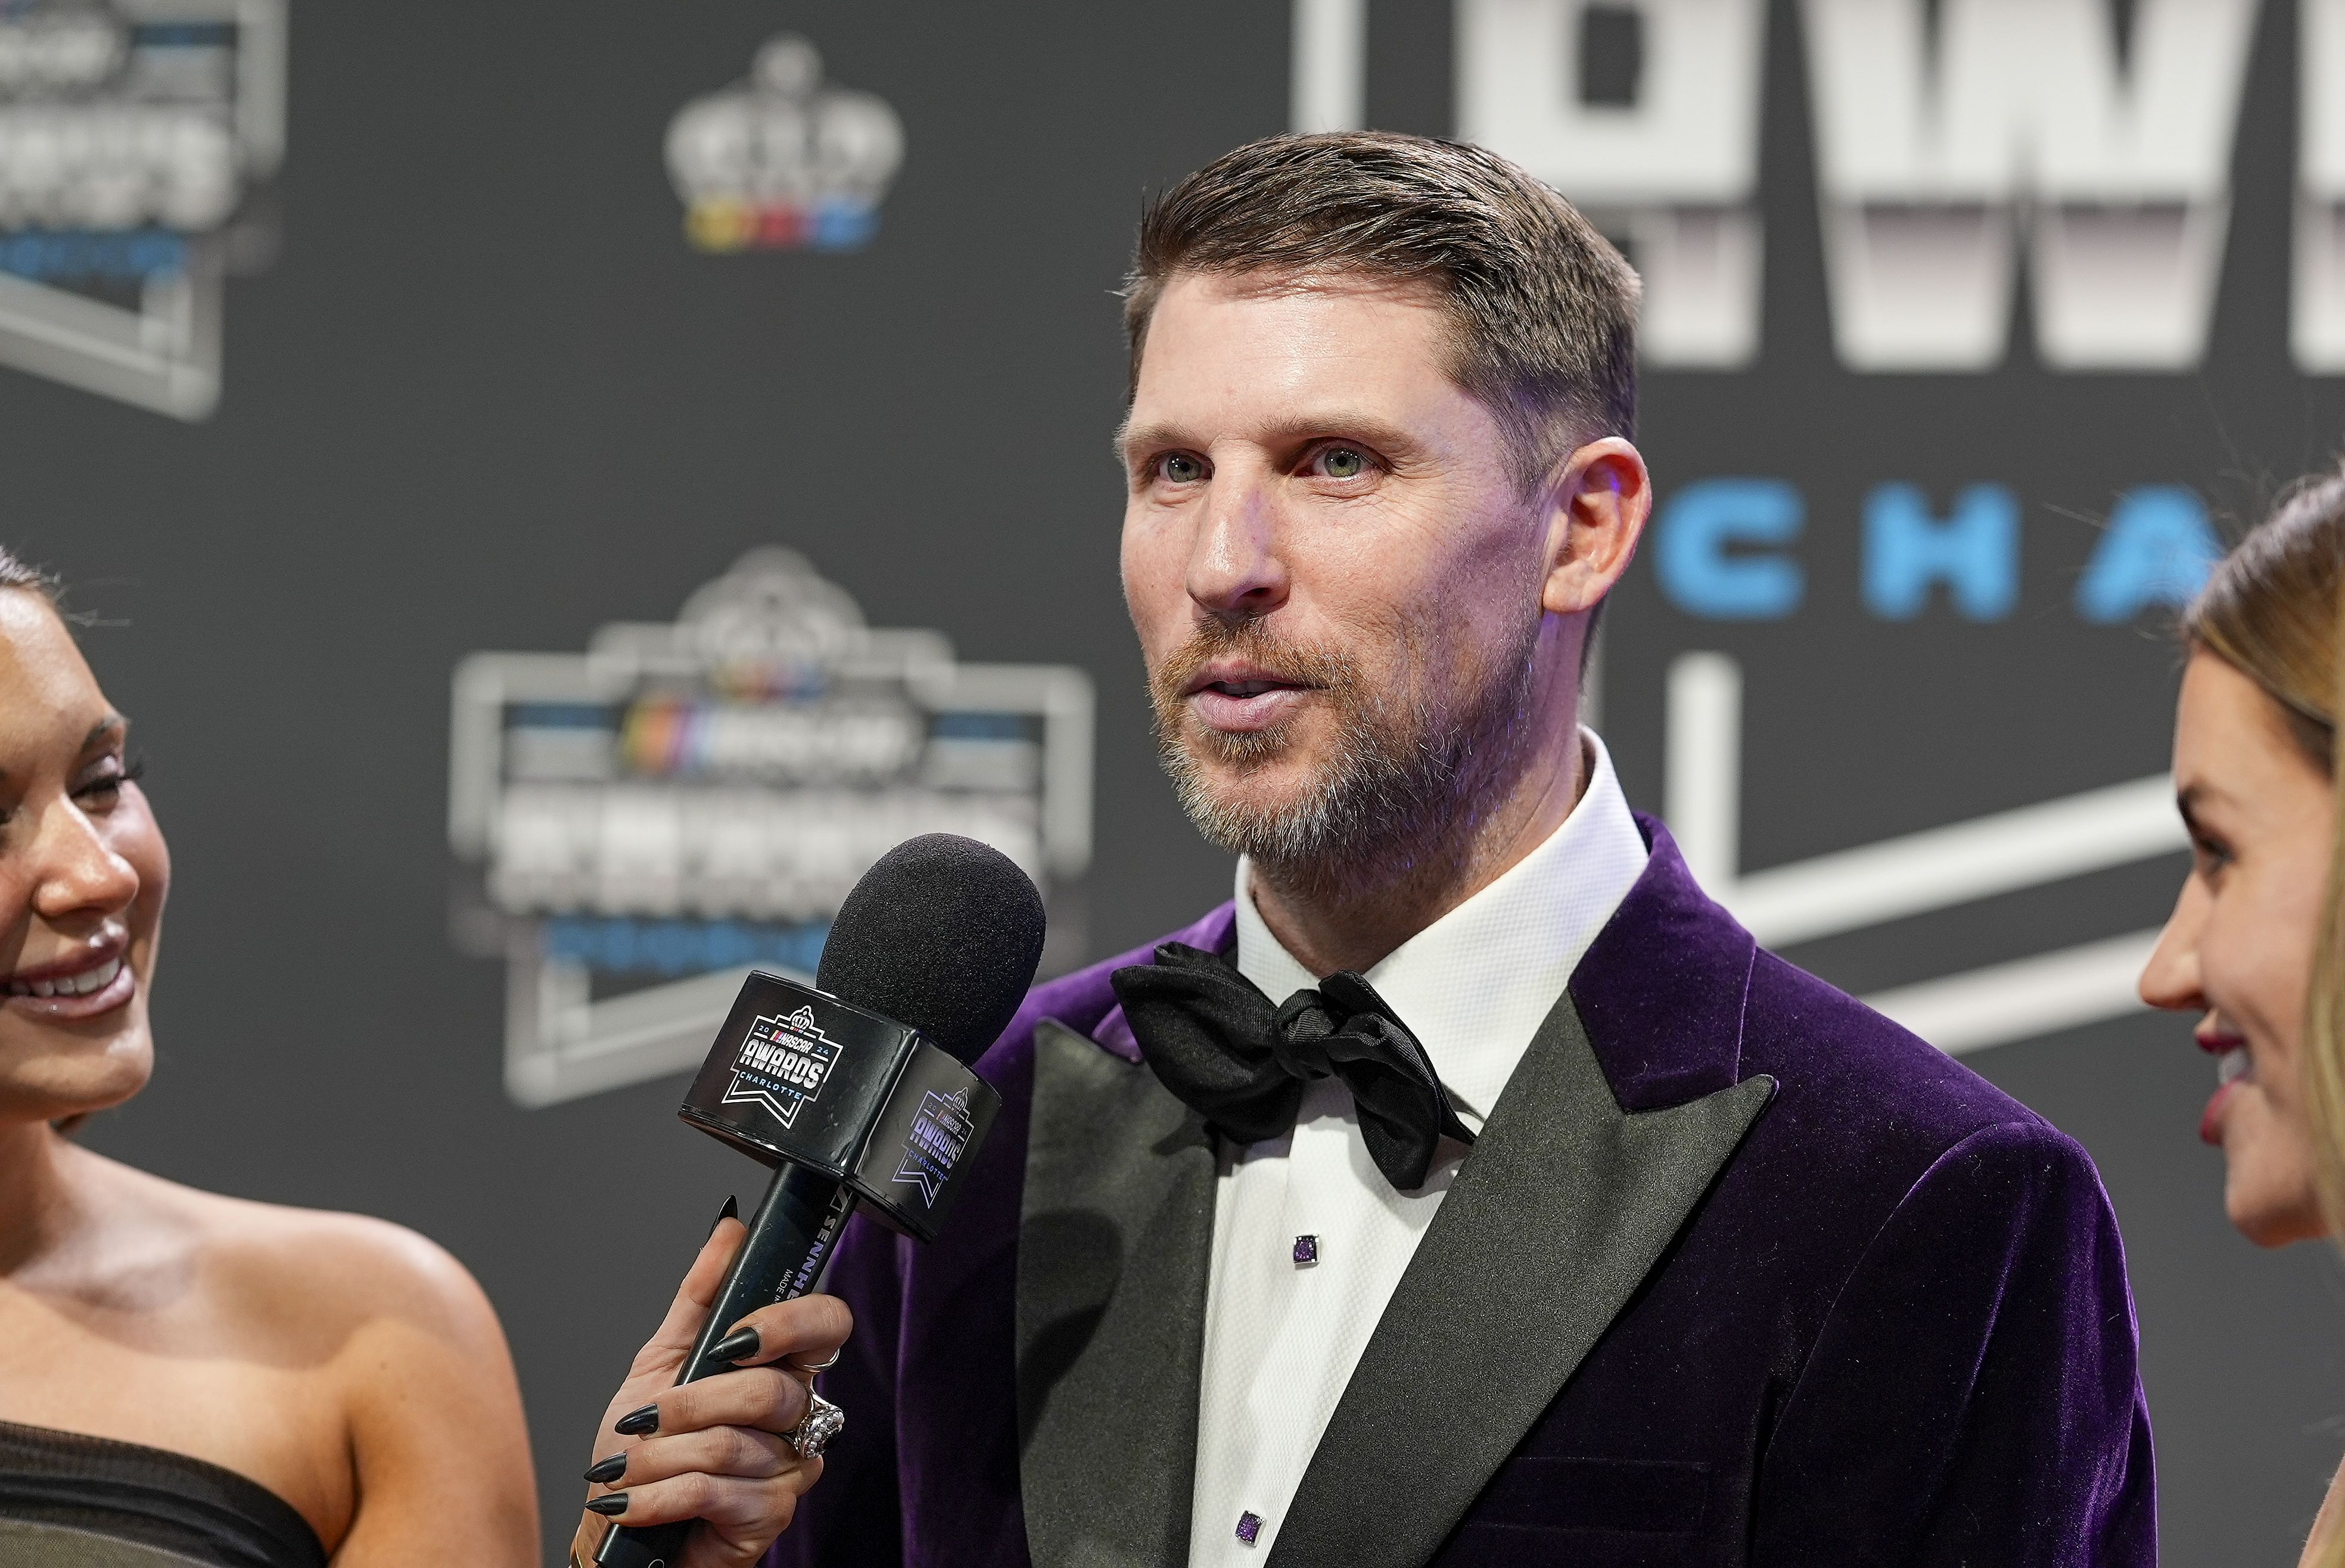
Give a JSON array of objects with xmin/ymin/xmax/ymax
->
[{"xmin": 817, "ymin": 833, "xmax": 1048, "ymax": 1065}]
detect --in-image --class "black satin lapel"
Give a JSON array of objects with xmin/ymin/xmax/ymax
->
[
  {"xmin": 1265, "ymin": 994, "xmax": 1775, "ymax": 1568},
  {"xmin": 1018, "ymin": 1019, "xmax": 1217, "ymax": 1568}
]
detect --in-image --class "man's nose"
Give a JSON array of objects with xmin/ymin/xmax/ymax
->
[
  {"xmin": 30, "ymin": 797, "xmax": 139, "ymax": 923},
  {"xmin": 2138, "ymin": 876, "xmax": 2207, "ymax": 1012},
  {"xmin": 1186, "ymin": 472, "xmax": 1287, "ymax": 620}
]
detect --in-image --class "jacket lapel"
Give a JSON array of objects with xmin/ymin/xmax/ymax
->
[
  {"xmin": 1264, "ymin": 985, "xmax": 1775, "ymax": 1568},
  {"xmin": 1017, "ymin": 1017, "xmax": 1217, "ymax": 1568}
]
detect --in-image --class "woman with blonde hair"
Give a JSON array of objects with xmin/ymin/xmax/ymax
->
[
  {"xmin": 2140, "ymin": 467, "xmax": 2345, "ymax": 1562},
  {"xmin": 2300, "ymin": 487, "xmax": 2345, "ymax": 1566}
]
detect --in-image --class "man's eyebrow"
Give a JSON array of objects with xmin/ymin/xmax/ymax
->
[
  {"xmin": 1114, "ymin": 419, "xmax": 1192, "ymax": 464},
  {"xmin": 1114, "ymin": 413, "xmax": 1426, "ymax": 463},
  {"xmin": 1252, "ymin": 411, "xmax": 1424, "ymax": 456}
]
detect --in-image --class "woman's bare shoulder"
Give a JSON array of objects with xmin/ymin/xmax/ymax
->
[
  {"xmin": 59, "ymin": 1154, "xmax": 536, "ymax": 1554},
  {"xmin": 82, "ymin": 1149, "xmax": 510, "ymax": 1369}
]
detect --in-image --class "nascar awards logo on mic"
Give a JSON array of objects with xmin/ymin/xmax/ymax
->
[
  {"xmin": 666, "ymin": 33, "xmax": 903, "ymax": 254},
  {"xmin": 892, "ymin": 1087, "xmax": 976, "ymax": 1207},
  {"xmin": 722, "ymin": 1005, "xmax": 841, "ymax": 1128}
]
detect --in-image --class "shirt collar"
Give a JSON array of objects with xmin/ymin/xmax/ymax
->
[{"xmin": 1233, "ymin": 729, "xmax": 1650, "ymax": 1129}]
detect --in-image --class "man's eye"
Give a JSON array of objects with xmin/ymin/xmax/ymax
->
[
  {"xmin": 1159, "ymin": 454, "xmax": 1203, "ymax": 484},
  {"xmin": 1317, "ymin": 447, "xmax": 1369, "ymax": 480}
]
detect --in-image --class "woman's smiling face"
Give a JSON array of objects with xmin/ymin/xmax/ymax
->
[
  {"xmin": 2141, "ymin": 650, "xmax": 2333, "ymax": 1247},
  {"xmin": 0, "ymin": 589, "xmax": 168, "ymax": 1126}
]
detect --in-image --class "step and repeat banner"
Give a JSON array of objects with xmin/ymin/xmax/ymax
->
[{"xmin": 11, "ymin": 0, "xmax": 2343, "ymax": 1558}]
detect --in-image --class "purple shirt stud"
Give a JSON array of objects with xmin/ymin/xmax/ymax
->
[
  {"xmin": 1236, "ymin": 1511, "xmax": 1264, "ymax": 1545},
  {"xmin": 1292, "ymin": 1234, "xmax": 1318, "ymax": 1267}
]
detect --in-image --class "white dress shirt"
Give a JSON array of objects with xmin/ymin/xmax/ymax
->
[{"xmin": 1184, "ymin": 729, "xmax": 1650, "ymax": 1564}]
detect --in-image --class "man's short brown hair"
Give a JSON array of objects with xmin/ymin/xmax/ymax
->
[{"xmin": 1122, "ymin": 132, "xmax": 1640, "ymax": 492}]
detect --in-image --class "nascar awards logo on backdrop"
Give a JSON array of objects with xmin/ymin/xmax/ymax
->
[
  {"xmin": 666, "ymin": 34, "xmax": 903, "ymax": 254},
  {"xmin": 0, "ymin": 0, "xmax": 285, "ymax": 418},
  {"xmin": 447, "ymin": 549, "xmax": 1092, "ymax": 1108}
]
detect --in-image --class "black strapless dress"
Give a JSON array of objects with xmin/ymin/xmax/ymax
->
[{"xmin": 0, "ymin": 1421, "xmax": 326, "ymax": 1567}]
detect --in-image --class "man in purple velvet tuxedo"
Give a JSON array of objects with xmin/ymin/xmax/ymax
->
[{"xmin": 772, "ymin": 132, "xmax": 2154, "ymax": 1567}]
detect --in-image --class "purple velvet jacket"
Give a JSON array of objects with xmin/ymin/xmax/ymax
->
[{"xmin": 771, "ymin": 819, "xmax": 2154, "ymax": 1567}]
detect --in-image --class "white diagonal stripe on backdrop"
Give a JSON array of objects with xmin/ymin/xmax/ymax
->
[
  {"xmin": 1861, "ymin": 929, "xmax": 2166, "ymax": 1056},
  {"xmin": 1727, "ymin": 775, "xmax": 2184, "ymax": 947}
]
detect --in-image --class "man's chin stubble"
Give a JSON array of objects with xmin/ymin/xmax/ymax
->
[
  {"xmin": 1147, "ymin": 594, "xmax": 1548, "ymax": 906},
  {"xmin": 1156, "ymin": 714, "xmax": 1472, "ymax": 903}
]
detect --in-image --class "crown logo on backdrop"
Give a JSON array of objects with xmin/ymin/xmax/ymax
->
[
  {"xmin": 673, "ymin": 547, "xmax": 872, "ymax": 699},
  {"xmin": 665, "ymin": 35, "xmax": 904, "ymax": 254}
]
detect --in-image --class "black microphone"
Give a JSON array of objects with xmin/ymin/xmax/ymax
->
[{"xmin": 596, "ymin": 833, "xmax": 1046, "ymax": 1568}]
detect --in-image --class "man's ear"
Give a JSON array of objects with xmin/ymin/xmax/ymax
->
[{"xmin": 1537, "ymin": 437, "xmax": 1653, "ymax": 617}]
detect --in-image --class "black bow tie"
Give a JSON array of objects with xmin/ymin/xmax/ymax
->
[{"xmin": 1108, "ymin": 942, "xmax": 1476, "ymax": 1190}]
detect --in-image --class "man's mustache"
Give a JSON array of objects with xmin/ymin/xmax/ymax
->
[{"xmin": 1149, "ymin": 621, "xmax": 1359, "ymax": 715}]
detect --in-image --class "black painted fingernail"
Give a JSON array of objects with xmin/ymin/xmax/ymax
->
[
  {"xmin": 709, "ymin": 1326, "xmax": 761, "ymax": 1362},
  {"xmin": 613, "ymin": 1404, "xmax": 659, "ymax": 1437},
  {"xmin": 707, "ymin": 1194, "xmax": 739, "ymax": 1237},
  {"xmin": 585, "ymin": 1492, "xmax": 630, "ymax": 1517},
  {"xmin": 582, "ymin": 1452, "xmax": 627, "ymax": 1485}
]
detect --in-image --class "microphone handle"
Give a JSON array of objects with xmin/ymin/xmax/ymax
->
[{"xmin": 595, "ymin": 1162, "xmax": 859, "ymax": 1568}]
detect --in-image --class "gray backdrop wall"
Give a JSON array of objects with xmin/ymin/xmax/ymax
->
[{"xmin": 8, "ymin": 1, "xmax": 2340, "ymax": 1561}]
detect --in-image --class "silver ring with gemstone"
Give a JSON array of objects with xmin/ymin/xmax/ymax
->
[
  {"xmin": 787, "ymin": 1347, "xmax": 842, "ymax": 1374},
  {"xmin": 788, "ymin": 1392, "xmax": 845, "ymax": 1459}
]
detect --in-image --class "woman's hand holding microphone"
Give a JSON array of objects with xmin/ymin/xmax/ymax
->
[{"xmin": 571, "ymin": 1205, "xmax": 853, "ymax": 1568}]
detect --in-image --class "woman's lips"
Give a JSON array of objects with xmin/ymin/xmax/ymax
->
[
  {"xmin": 2, "ymin": 954, "xmax": 133, "ymax": 1021},
  {"xmin": 1190, "ymin": 683, "xmax": 1310, "ymax": 733},
  {"xmin": 2200, "ymin": 1046, "xmax": 2251, "ymax": 1146}
]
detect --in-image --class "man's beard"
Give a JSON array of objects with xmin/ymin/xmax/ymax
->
[{"xmin": 1147, "ymin": 610, "xmax": 1544, "ymax": 901}]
